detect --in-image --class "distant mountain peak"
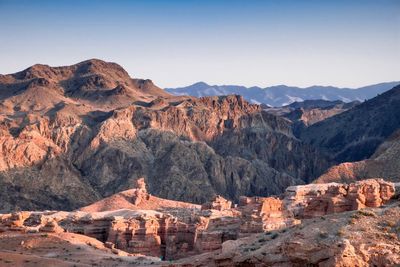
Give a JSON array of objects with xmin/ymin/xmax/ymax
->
[
  {"xmin": 76, "ymin": 58, "xmax": 122, "ymax": 69},
  {"xmin": 73, "ymin": 59, "xmax": 130, "ymax": 78},
  {"xmin": 166, "ymin": 81, "xmax": 400, "ymax": 107},
  {"xmin": 189, "ymin": 81, "xmax": 211, "ymax": 89},
  {"xmin": 14, "ymin": 64, "xmax": 53, "ymax": 80}
]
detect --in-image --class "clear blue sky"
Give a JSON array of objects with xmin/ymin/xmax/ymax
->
[{"xmin": 0, "ymin": 0, "xmax": 399, "ymax": 88}]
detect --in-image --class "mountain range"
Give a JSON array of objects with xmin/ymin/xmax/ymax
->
[
  {"xmin": 0, "ymin": 59, "xmax": 329, "ymax": 211},
  {"xmin": 1, "ymin": 59, "xmax": 400, "ymax": 212},
  {"xmin": 166, "ymin": 81, "xmax": 400, "ymax": 107}
]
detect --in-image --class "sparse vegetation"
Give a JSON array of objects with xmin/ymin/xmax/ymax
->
[
  {"xmin": 357, "ymin": 210, "xmax": 377, "ymax": 217},
  {"xmin": 270, "ymin": 232, "xmax": 279, "ymax": 239},
  {"xmin": 385, "ymin": 220, "xmax": 396, "ymax": 227},
  {"xmin": 349, "ymin": 218, "xmax": 357, "ymax": 224},
  {"xmin": 336, "ymin": 228, "xmax": 346, "ymax": 237},
  {"xmin": 319, "ymin": 232, "xmax": 329, "ymax": 239}
]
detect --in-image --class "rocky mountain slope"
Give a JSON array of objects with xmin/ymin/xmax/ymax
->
[
  {"xmin": 0, "ymin": 59, "xmax": 330, "ymax": 211},
  {"xmin": 266, "ymin": 99, "xmax": 360, "ymax": 135},
  {"xmin": 300, "ymin": 84, "xmax": 400, "ymax": 163},
  {"xmin": 166, "ymin": 81, "xmax": 399, "ymax": 107},
  {"xmin": 316, "ymin": 130, "xmax": 400, "ymax": 184},
  {"xmin": 0, "ymin": 178, "xmax": 397, "ymax": 266}
]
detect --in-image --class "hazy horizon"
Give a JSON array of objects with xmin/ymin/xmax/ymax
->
[
  {"xmin": 166, "ymin": 80, "xmax": 400, "ymax": 90},
  {"xmin": 0, "ymin": 0, "xmax": 399, "ymax": 88}
]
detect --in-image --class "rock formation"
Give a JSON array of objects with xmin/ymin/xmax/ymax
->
[
  {"xmin": 201, "ymin": 195, "xmax": 232, "ymax": 211},
  {"xmin": 284, "ymin": 179, "xmax": 395, "ymax": 218},
  {"xmin": 0, "ymin": 178, "xmax": 395, "ymax": 262},
  {"xmin": 131, "ymin": 178, "xmax": 150, "ymax": 205}
]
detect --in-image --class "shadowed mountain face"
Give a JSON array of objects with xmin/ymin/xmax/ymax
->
[
  {"xmin": 262, "ymin": 92, "xmax": 400, "ymax": 185},
  {"xmin": 0, "ymin": 59, "xmax": 330, "ymax": 212},
  {"xmin": 315, "ymin": 129, "xmax": 400, "ymax": 184},
  {"xmin": 300, "ymin": 84, "xmax": 400, "ymax": 163},
  {"xmin": 166, "ymin": 81, "xmax": 399, "ymax": 107},
  {"xmin": 265, "ymin": 99, "xmax": 361, "ymax": 137}
]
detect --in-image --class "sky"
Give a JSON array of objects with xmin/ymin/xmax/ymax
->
[{"xmin": 0, "ymin": 0, "xmax": 399, "ymax": 88}]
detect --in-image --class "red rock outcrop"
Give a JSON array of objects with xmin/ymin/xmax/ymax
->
[
  {"xmin": 201, "ymin": 195, "xmax": 232, "ymax": 211},
  {"xmin": 284, "ymin": 178, "xmax": 395, "ymax": 218},
  {"xmin": 131, "ymin": 178, "xmax": 150, "ymax": 205},
  {"xmin": 1, "ymin": 178, "xmax": 394, "ymax": 261},
  {"xmin": 39, "ymin": 218, "xmax": 64, "ymax": 233}
]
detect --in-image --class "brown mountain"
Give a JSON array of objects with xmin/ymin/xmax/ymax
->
[
  {"xmin": 0, "ymin": 58, "xmax": 169, "ymax": 111},
  {"xmin": 0, "ymin": 59, "xmax": 329, "ymax": 211}
]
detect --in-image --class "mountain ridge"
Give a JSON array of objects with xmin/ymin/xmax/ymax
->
[{"xmin": 166, "ymin": 81, "xmax": 400, "ymax": 107}]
